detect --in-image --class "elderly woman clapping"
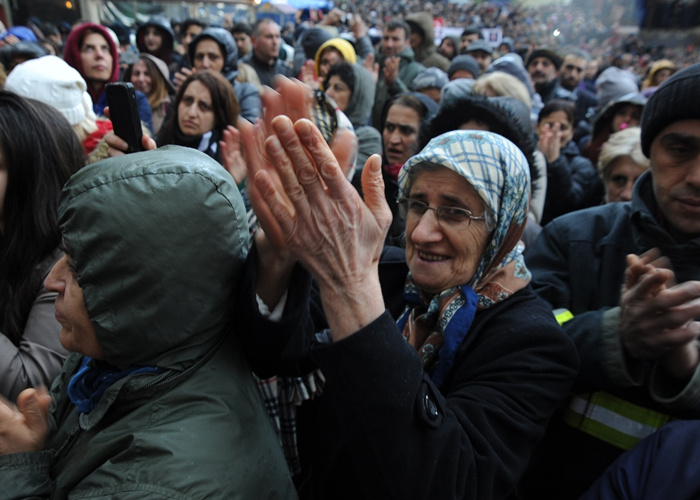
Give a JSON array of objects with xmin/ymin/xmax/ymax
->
[{"xmin": 239, "ymin": 98, "xmax": 578, "ymax": 499}]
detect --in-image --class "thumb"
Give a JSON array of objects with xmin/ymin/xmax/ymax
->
[
  {"xmin": 362, "ymin": 155, "xmax": 392, "ymax": 234},
  {"xmin": 16, "ymin": 389, "xmax": 50, "ymax": 434}
]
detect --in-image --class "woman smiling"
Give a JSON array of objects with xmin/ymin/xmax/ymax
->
[{"xmin": 239, "ymin": 101, "xmax": 579, "ymax": 499}]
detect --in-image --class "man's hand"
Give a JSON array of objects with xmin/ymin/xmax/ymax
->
[
  {"xmin": 382, "ymin": 56, "xmax": 400, "ymax": 87},
  {"xmin": 364, "ymin": 53, "xmax": 379, "ymax": 84},
  {"xmin": 104, "ymin": 131, "xmax": 156, "ymax": 157},
  {"xmin": 620, "ymin": 251, "xmax": 700, "ymax": 379},
  {"xmin": 0, "ymin": 388, "xmax": 51, "ymax": 455}
]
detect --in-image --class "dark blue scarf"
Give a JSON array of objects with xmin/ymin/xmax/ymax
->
[{"xmin": 68, "ymin": 356, "xmax": 164, "ymax": 414}]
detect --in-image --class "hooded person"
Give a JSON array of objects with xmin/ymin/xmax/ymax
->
[
  {"xmin": 592, "ymin": 66, "xmax": 639, "ymax": 116},
  {"xmin": 0, "ymin": 146, "xmax": 297, "ymax": 499},
  {"xmin": 323, "ymin": 61, "xmax": 381, "ymax": 172},
  {"xmin": 641, "ymin": 58, "xmax": 676, "ymax": 93},
  {"xmin": 63, "ymin": 22, "xmax": 152, "ymax": 131},
  {"xmin": 581, "ymin": 91, "xmax": 646, "ymax": 166},
  {"xmin": 187, "ymin": 27, "xmax": 261, "ymax": 122},
  {"xmin": 437, "ymin": 35, "xmax": 460, "ymax": 61},
  {"xmin": 314, "ymin": 37, "xmax": 356, "ymax": 86},
  {"xmin": 405, "ymin": 12, "xmax": 450, "ymax": 72},
  {"xmin": 136, "ymin": 15, "xmax": 186, "ymax": 76}
]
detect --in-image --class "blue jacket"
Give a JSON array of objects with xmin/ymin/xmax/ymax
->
[{"xmin": 582, "ymin": 420, "xmax": 700, "ymax": 500}]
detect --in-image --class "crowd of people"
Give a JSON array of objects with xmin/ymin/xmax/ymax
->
[{"xmin": 0, "ymin": 2, "xmax": 700, "ymax": 498}]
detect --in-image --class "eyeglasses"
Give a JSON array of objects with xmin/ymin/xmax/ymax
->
[{"xmin": 398, "ymin": 197, "xmax": 486, "ymax": 227}]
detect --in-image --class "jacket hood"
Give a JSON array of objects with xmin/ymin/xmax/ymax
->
[
  {"xmin": 406, "ymin": 12, "xmax": 436, "ymax": 50},
  {"xmin": 344, "ymin": 64, "xmax": 375, "ymax": 127},
  {"xmin": 136, "ymin": 16, "xmax": 175, "ymax": 57},
  {"xmin": 123, "ymin": 53, "xmax": 176, "ymax": 95},
  {"xmin": 64, "ymin": 23, "xmax": 120, "ymax": 102},
  {"xmin": 314, "ymin": 38, "xmax": 356, "ymax": 78},
  {"xmin": 592, "ymin": 92, "xmax": 646, "ymax": 138},
  {"xmin": 189, "ymin": 27, "xmax": 239, "ymax": 81},
  {"xmin": 58, "ymin": 146, "xmax": 249, "ymax": 369},
  {"xmin": 642, "ymin": 59, "xmax": 676, "ymax": 89}
]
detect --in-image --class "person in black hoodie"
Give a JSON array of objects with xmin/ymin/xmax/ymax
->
[{"xmin": 136, "ymin": 16, "xmax": 186, "ymax": 77}]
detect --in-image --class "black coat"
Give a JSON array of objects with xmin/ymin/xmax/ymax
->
[{"xmin": 240, "ymin": 246, "xmax": 578, "ymax": 499}]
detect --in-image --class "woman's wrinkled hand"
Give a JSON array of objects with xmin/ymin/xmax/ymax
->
[{"xmin": 253, "ymin": 115, "xmax": 391, "ymax": 339}]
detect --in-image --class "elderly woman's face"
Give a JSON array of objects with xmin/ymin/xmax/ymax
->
[
  {"xmin": 606, "ymin": 156, "xmax": 646, "ymax": 203},
  {"xmin": 405, "ymin": 167, "xmax": 491, "ymax": 294}
]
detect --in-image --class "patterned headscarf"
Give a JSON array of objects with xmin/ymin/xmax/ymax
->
[
  {"xmin": 399, "ymin": 130, "xmax": 530, "ymax": 290},
  {"xmin": 397, "ymin": 130, "xmax": 532, "ymax": 386}
]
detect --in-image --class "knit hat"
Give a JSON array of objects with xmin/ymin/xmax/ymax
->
[
  {"xmin": 486, "ymin": 53, "xmax": 534, "ymax": 95},
  {"xmin": 448, "ymin": 54, "xmax": 480, "ymax": 79},
  {"xmin": 5, "ymin": 55, "xmax": 88, "ymax": 125},
  {"xmin": 640, "ymin": 62, "xmax": 700, "ymax": 157},
  {"xmin": 526, "ymin": 48, "xmax": 562, "ymax": 70},
  {"xmin": 440, "ymin": 78, "xmax": 476, "ymax": 108},
  {"xmin": 594, "ymin": 66, "xmax": 639, "ymax": 114},
  {"xmin": 412, "ymin": 67, "xmax": 449, "ymax": 91},
  {"xmin": 465, "ymin": 40, "xmax": 493, "ymax": 56}
]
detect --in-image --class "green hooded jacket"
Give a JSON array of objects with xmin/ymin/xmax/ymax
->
[{"xmin": 0, "ymin": 146, "xmax": 297, "ymax": 499}]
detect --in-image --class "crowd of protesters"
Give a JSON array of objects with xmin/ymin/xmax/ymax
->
[{"xmin": 1, "ymin": 2, "xmax": 700, "ymax": 498}]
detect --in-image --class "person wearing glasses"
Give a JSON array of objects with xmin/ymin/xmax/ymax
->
[{"xmin": 238, "ymin": 100, "xmax": 578, "ymax": 499}]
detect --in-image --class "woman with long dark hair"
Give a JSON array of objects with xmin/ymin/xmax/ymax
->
[
  {"xmin": 0, "ymin": 90, "xmax": 84, "ymax": 400},
  {"xmin": 157, "ymin": 70, "xmax": 239, "ymax": 165}
]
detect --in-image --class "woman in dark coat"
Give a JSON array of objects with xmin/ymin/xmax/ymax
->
[{"xmin": 237, "ymin": 90, "xmax": 579, "ymax": 499}]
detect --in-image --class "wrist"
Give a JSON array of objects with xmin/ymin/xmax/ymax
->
[
  {"xmin": 318, "ymin": 276, "xmax": 385, "ymax": 341},
  {"xmin": 659, "ymin": 342, "xmax": 700, "ymax": 380}
]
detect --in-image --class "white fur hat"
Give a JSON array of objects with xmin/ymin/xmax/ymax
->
[{"xmin": 5, "ymin": 55, "xmax": 89, "ymax": 126}]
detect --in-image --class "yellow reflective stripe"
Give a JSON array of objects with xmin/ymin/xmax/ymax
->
[
  {"xmin": 553, "ymin": 308, "xmax": 574, "ymax": 326},
  {"xmin": 563, "ymin": 392, "xmax": 674, "ymax": 450}
]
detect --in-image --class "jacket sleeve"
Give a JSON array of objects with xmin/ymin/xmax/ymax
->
[
  {"xmin": 581, "ymin": 420, "xmax": 700, "ymax": 500},
  {"xmin": 543, "ymin": 149, "xmax": 602, "ymax": 222},
  {"xmin": 526, "ymin": 220, "xmax": 617, "ymax": 391},
  {"xmin": 526, "ymin": 218, "xmax": 700, "ymax": 412},
  {"xmin": 308, "ymin": 301, "xmax": 578, "ymax": 500},
  {"xmin": 353, "ymin": 34, "xmax": 374, "ymax": 61},
  {"xmin": 234, "ymin": 245, "xmax": 315, "ymax": 378},
  {"xmin": 0, "ymin": 450, "xmax": 53, "ymax": 499},
  {"xmin": 233, "ymin": 81, "xmax": 262, "ymax": 123},
  {"xmin": 355, "ymin": 126, "xmax": 383, "ymax": 169},
  {"xmin": 0, "ymin": 287, "xmax": 67, "ymax": 403}
]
